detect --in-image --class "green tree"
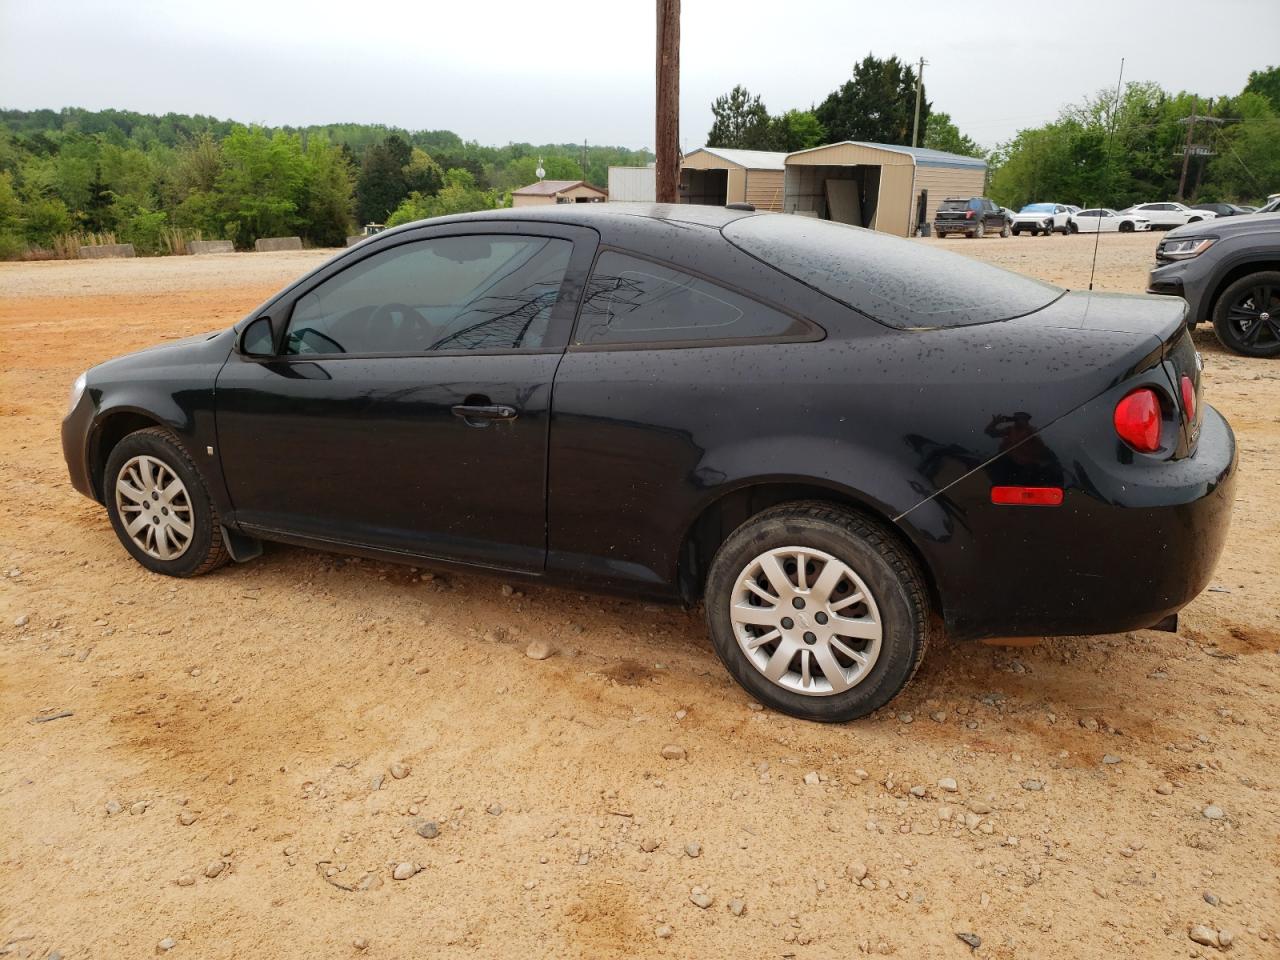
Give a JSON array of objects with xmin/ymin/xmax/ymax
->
[
  {"xmin": 385, "ymin": 168, "xmax": 499, "ymax": 227},
  {"xmin": 768, "ymin": 109, "xmax": 826, "ymax": 152},
  {"xmin": 922, "ymin": 112, "xmax": 984, "ymax": 158},
  {"xmin": 506, "ymin": 154, "xmax": 582, "ymax": 188},
  {"xmin": 403, "ymin": 147, "xmax": 444, "ymax": 196},
  {"xmin": 300, "ymin": 139, "xmax": 356, "ymax": 246},
  {"xmin": 0, "ymin": 170, "xmax": 24, "ymax": 258},
  {"xmin": 706, "ymin": 85, "xmax": 774, "ymax": 149},
  {"xmin": 355, "ymin": 134, "xmax": 412, "ymax": 223},
  {"xmin": 815, "ymin": 54, "xmax": 927, "ymax": 145},
  {"xmin": 216, "ymin": 126, "xmax": 306, "ymax": 246},
  {"xmin": 1244, "ymin": 65, "xmax": 1280, "ymax": 113}
]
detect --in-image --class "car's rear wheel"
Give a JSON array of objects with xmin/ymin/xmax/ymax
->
[
  {"xmin": 704, "ymin": 502, "xmax": 930, "ymax": 722},
  {"xmin": 1012, "ymin": 227, "xmax": 1021, "ymax": 236},
  {"xmin": 104, "ymin": 427, "xmax": 229, "ymax": 577},
  {"xmin": 1069, "ymin": 221, "xmax": 1079, "ymax": 234},
  {"xmin": 1212, "ymin": 271, "xmax": 1280, "ymax": 358},
  {"xmin": 973, "ymin": 221, "xmax": 985, "ymax": 239}
]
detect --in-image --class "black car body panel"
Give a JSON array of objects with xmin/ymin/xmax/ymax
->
[{"xmin": 63, "ymin": 204, "xmax": 1236, "ymax": 642}]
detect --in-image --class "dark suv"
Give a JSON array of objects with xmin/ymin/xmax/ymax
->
[
  {"xmin": 933, "ymin": 197, "xmax": 1010, "ymax": 239},
  {"xmin": 1148, "ymin": 213, "xmax": 1280, "ymax": 357}
]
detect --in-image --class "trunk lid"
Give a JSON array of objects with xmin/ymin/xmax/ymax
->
[{"xmin": 1005, "ymin": 291, "xmax": 1201, "ymax": 456}]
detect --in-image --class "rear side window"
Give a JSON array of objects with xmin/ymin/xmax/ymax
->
[
  {"xmin": 724, "ymin": 214, "xmax": 1063, "ymax": 330},
  {"xmin": 574, "ymin": 251, "xmax": 809, "ymax": 347}
]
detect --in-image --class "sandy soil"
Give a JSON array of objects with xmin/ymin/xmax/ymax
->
[{"xmin": 1, "ymin": 236, "xmax": 1278, "ymax": 960}]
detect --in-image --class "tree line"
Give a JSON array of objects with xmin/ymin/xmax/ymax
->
[
  {"xmin": 705, "ymin": 55, "xmax": 983, "ymax": 158},
  {"xmin": 0, "ymin": 107, "xmax": 653, "ymax": 258},
  {"xmin": 706, "ymin": 58, "xmax": 1280, "ymax": 210}
]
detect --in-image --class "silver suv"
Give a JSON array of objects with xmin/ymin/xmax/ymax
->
[{"xmin": 1148, "ymin": 213, "xmax": 1280, "ymax": 357}]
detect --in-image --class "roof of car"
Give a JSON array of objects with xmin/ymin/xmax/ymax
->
[{"xmin": 382, "ymin": 201, "xmax": 760, "ymax": 238}]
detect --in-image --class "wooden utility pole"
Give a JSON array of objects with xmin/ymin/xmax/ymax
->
[
  {"xmin": 911, "ymin": 57, "xmax": 927, "ymax": 148},
  {"xmin": 655, "ymin": 0, "xmax": 680, "ymax": 203},
  {"xmin": 1177, "ymin": 96, "xmax": 1198, "ymax": 201}
]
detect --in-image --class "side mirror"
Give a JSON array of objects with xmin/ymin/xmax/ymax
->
[{"xmin": 239, "ymin": 316, "xmax": 275, "ymax": 358}]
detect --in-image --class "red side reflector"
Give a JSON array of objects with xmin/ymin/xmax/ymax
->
[
  {"xmin": 1113, "ymin": 388, "xmax": 1162, "ymax": 453},
  {"xmin": 991, "ymin": 486, "xmax": 1064, "ymax": 507},
  {"xmin": 1180, "ymin": 375, "xmax": 1196, "ymax": 421}
]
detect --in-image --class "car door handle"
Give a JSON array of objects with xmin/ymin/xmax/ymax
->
[{"xmin": 451, "ymin": 403, "xmax": 519, "ymax": 425}]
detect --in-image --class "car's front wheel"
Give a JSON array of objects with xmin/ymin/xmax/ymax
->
[
  {"xmin": 1212, "ymin": 271, "xmax": 1280, "ymax": 358},
  {"xmin": 704, "ymin": 503, "xmax": 931, "ymax": 722},
  {"xmin": 104, "ymin": 427, "xmax": 230, "ymax": 577},
  {"xmin": 1119, "ymin": 221, "xmax": 1135, "ymax": 233}
]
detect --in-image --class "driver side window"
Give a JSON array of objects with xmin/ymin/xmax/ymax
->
[{"xmin": 284, "ymin": 235, "xmax": 572, "ymax": 356}]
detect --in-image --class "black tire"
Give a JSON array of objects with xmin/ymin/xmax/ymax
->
[
  {"xmin": 1119, "ymin": 221, "xmax": 1135, "ymax": 233},
  {"xmin": 704, "ymin": 502, "xmax": 931, "ymax": 723},
  {"xmin": 999, "ymin": 223, "xmax": 1011, "ymax": 238},
  {"xmin": 104, "ymin": 427, "xmax": 230, "ymax": 577},
  {"xmin": 1212, "ymin": 270, "xmax": 1280, "ymax": 358},
  {"xmin": 1069, "ymin": 221, "xmax": 1079, "ymax": 234},
  {"xmin": 973, "ymin": 221, "xmax": 985, "ymax": 239},
  {"xmin": 1012, "ymin": 228, "xmax": 1021, "ymax": 236}
]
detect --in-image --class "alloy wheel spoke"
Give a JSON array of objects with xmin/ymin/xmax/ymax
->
[
  {"xmin": 761, "ymin": 637, "xmax": 798, "ymax": 683},
  {"xmin": 830, "ymin": 591, "xmax": 865, "ymax": 613},
  {"xmin": 125, "ymin": 512, "xmax": 150, "ymax": 536},
  {"xmin": 117, "ymin": 478, "xmax": 147, "ymax": 503},
  {"xmin": 812, "ymin": 643, "xmax": 852, "ymax": 692},
  {"xmin": 830, "ymin": 636, "xmax": 869, "ymax": 667},
  {"xmin": 168, "ymin": 514, "xmax": 193, "ymax": 539},
  {"xmin": 745, "ymin": 628, "xmax": 780, "ymax": 652},
  {"xmin": 732, "ymin": 602, "xmax": 779, "ymax": 627},
  {"xmin": 830, "ymin": 613, "xmax": 882, "ymax": 642},
  {"xmin": 758, "ymin": 554, "xmax": 793, "ymax": 597},
  {"xmin": 809, "ymin": 559, "xmax": 844, "ymax": 604},
  {"xmin": 743, "ymin": 579, "xmax": 776, "ymax": 604}
]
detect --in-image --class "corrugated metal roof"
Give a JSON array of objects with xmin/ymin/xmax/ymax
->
[
  {"xmin": 512, "ymin": 179, "xmax": 607, "ymax": 196},
  {"xmin": 786, "ymin": 141, "xmax": 987, "ymax": 170},
  {"xmin": 690, "ymin": 147, "xmax": 789, "ymax": 170}
]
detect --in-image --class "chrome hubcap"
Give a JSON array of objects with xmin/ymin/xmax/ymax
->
[
  {"xmin": 730, "ymin": 546, "xmax": 882, "ymax": 696},
  {"xmin": 115, "ymin": 455, "xmax": 194, "ymax": 560}
]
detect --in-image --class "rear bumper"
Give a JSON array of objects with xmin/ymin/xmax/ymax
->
[{"xmin": 906, "ymin": 403, "xmax": 1236, "ymax": 641}]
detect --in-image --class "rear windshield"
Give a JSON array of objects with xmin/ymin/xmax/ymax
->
[
  {"xmin": 723, "ymin": 214, "xmax": 1063, "ymax": 330},
  {"xmin": 938, "ymin": 199, "xmax": 970, "ymax": 211}
]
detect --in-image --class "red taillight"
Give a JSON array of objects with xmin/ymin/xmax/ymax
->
[
  {"xmin": 991, "ymin": 486, "xmax": 1064, "ymax": 506},
  {"xmin": 964, "ymin": 209, "xmax": 975, "ymax": 219},
  {"xmin": 1180, "ymin": 375, "xmax": 1196, "ymax": 421},
  {"xmin": 1114, "ymin": 388, "xmax": 1162, "ymax": 453}
]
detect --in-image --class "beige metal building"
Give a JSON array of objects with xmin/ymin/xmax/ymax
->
[
  {"xmin": 679, "ymin": 148, "xmax": 787, "ymax": 212},
  {"xmin": 512, "ymin": 180, "xmax": 608, "ymax": 207},
  {"xmin": 783, "ymin": 142, "xmax": 987, "ymax": 237}
]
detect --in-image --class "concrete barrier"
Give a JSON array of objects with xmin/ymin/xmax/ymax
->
[
  {"xmin": 78, "ymin": 243, "xmax": 136, "ymax": 259},
  {"xmin": 254, "ymin": 236, "xmax": 303, "ymax": 252},
  {"xmin": 187, "ymin": 240, "xmax": 235, "ymax": 255}
]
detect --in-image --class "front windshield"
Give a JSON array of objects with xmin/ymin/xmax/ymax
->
[{"xmin": 1020, "ymin": 203, "xmax": 1054, "ymax": 213}]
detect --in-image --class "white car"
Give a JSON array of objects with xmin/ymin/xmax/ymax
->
[
  {"xmin": 1120, "ymin": 202, "xmax": 1217, "ymax": 229},
  {"xmin": 1071, "ymin": 208, "xmax": 1152, "ymax": 233},
  {"xmin": 1011, "ymin": 203, "xmax": 1072, "ymax": 236}
]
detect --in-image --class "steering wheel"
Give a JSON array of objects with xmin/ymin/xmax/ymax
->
[
  {"xmin": 368, "ymin": 302, "xmax": 429, "ymax": 350},
  {"xmin": 287, "ymin": 327, "xmax": 345, "ymax": 355}
]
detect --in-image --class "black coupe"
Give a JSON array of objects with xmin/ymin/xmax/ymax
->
[{"xmin": 62, "ymin": 204, "xmax": 1237, "ymax": 721}]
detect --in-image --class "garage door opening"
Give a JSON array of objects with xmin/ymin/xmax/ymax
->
[
  {"xmin": 783, "ymin": 164, "xmax": 881, "ymax": 227},
  {"xmin": 681, "ymin": 168, "xmax": 728, "ymax": 206}
]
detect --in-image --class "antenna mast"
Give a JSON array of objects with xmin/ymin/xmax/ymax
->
[{"xmin": 1089, "ymin": 58, "xmax": 1125, "ymax": 293}]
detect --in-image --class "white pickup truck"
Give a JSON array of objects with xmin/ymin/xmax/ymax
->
[{"xmin": 1011, "ymin": 203, "xmax": 1072, "ymax": 236}]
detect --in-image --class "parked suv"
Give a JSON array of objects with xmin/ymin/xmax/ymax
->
[
  {"xmin": 1011, "ymin": 203, "xmax": 1072, "ymax": 236},
  {"xmin": 934, "ymin": 197, "xmax": 1010, "ymax": 239},
  {"xmin": 1148, "ymin": 213, "xmax": 1280, "ymax": 356}
]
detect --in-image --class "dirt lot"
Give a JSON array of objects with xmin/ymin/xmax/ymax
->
[{"xmin": 2, "ymin": 233, "xmax": 1278, "ymax": 959}]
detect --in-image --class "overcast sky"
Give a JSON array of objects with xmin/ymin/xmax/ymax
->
[{"xmin": 2, "ymin": 0, "xmax": 1276, "ymax": 151}]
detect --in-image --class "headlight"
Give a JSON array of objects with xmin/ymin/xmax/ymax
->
[
  {"xmin": 66, "ymin": 372, "xmax": 87, "ymax": 415},
  {"xmin": 1160, "ymin": 237, "xmax": 1217, "ymax": 260}
]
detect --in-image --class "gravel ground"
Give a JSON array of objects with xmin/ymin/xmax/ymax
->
[{"xmin": 1, "ymin": 233, "xmax": 1278, "ymax": 960}]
